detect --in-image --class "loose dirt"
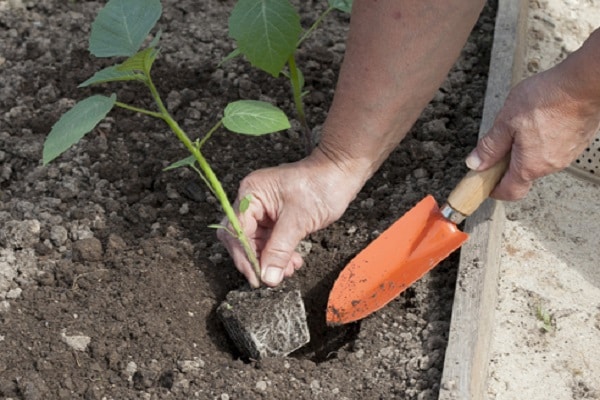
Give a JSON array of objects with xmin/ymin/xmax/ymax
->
[{"xmin": 0, "ymin": 1, "xmax": 495, "ymax": 398}]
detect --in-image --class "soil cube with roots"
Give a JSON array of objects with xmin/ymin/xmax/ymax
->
[{"xmin": 217, "ymin": 285, "xmax": 310, "ymax": 359}]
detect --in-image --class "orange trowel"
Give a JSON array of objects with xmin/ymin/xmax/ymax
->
[{"xmin": 326, "ymin": 158, "xmax": 509, "ymax": 325}]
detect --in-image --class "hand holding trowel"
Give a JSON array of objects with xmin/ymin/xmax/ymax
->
[{"xmin": 326, "ymin": 157, "xmax": 509, "ymax": 325}]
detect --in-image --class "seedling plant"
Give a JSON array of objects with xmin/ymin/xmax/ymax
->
[
  {"xmin": 43, "ymin": 0, "xmax": 292, "ymax": 282},
  {"xmin": 535, "ymin": 303, "xmax": 554, "ymax": 333},
  {"xmin": 227, "ymin": 0, "xmax": 353, "ymax": 154}
]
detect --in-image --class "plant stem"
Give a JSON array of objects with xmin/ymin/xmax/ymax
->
[
  {"xmin": 143, "ymin": 75, "xmax": 262, "ymax": 282},
  {"xmin": 287, "ymin": 55, "xmax": 313, "ymax": 155},
  {"xmin": 297, "ymin": 6, "xmax": 334, "ymax": 47},
  {"xmin": 198, "ymin": 120, "xmax": 222, "ymax": 150},
  {"xmin": 115, "ymin": 101, "xmax": 163, "ymax": 119}
]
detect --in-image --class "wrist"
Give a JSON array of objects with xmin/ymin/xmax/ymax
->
[
  {"xmin": 556, "ymin": 29, "xmax": 600, "ymax": 109},
  {"xmin": 300, "ymin": 144, "xmax": 371, "ymax": 207}
]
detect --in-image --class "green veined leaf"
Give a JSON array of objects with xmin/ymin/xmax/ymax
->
[
  {"xmin": 164, "ymin": 155, "xmax": 196, "ymax": 171},
  {"xmin": 239, "ymin": 195, "xmax": 252, "ymax": 213},
  {"xmin": 222, "ymin": 100, "xmax": 290, "ymax": 135},
  {"xmin": 229, "ymin": 0, "xmax": 301, "ymax": 77},
  {"xmin": 43, "ymin": 94, "xmax": 116, "ymax": 165},
  {"xmin": 78, "ymin": 66, "xmax": 143, "ymax": 88},
  {"xmin": 89, "ymin": 0, "xmax": 162, "ymax": 57},
  {"xmin": 117, "ymin": 47, "xmax": 160, "ymax": 75},
  {"xmin": 328, "ymin": 0, "xmax": 353, "ymax": 13}
]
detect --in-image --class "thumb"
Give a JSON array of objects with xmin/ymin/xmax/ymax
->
[
  {"xmin": 260, "ymin": 215, "xmax": 305, "ymax": 287},
  {"xmin": 466, "ymin": 124, "xmax": 513, "ymax": 171}
]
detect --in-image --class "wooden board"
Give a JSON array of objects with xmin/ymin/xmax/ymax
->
[{"xmin": 438, "ymin": 0, "xmax": 528, "ymax": 399}]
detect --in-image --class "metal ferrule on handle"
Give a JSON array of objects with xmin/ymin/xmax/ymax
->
[
  {"xmin": 440, "ymin": 203, "xmax": 467, "ymax": 225},
  {"xmin": 445, "ymin": 157, "xmax": 510, "ymax": 219}
]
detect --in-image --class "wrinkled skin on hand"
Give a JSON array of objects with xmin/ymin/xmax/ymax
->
[
  {"xmin": 468, "ymin": 59, "xmax": 600, "ymax": 200},
  {"xmin": 217, "ymin": 149, "xmax": 364, "ymax": 288}
]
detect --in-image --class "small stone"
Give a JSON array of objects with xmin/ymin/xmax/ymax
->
[
  {"xmin": 441, "ymin": 379, "xmax": 456, "ymax": 390},
  {"xmin": 16, "ymin": 374, "xmax": 49, "ymax": 400},
  {"xmin": 61, "ymin": 330, "xmax": 91, "ymax": 352},
  {"xmin": 0, "ymin": 220, "xmax": 40, "ymax": 249},
  {"xmin": 418, "ymin": 355, "xmax": 433, "ymax": 370},
  {"xmin": 256, "ymin": 381, "xmax": 268, "ymax": 391},
  {"xmin": 179, "ymin": 203, "xmax": 189, "ymax": 215},
  {"xmin": 173, "ymin": 378, "xmax": 190, "ymax": 391},
  {"xmin": 177, "ymin": 359, "xmax": 204, "ymax": 373},
  {"xmin": 379, "ymin": 346, "xmax": 394, "ymax": 358},
  {"xmin": 0, "ymin": 301, "xmax": 10, "ymax": 312},
  {"xmin": 8, "ymin": 0, "xmax": 25, "ymax": 9},
  {"xmin": 418, "ymin": 389, "xmax": 435, "ymax": 400},
  {"xmin": 69, "ymin": 225, "xmax": 94, "ymax": 241},
  {"xmin": 413, "ymin": 168, "xmax": 428, "ymax": 179},
  {"xmin": 72, "ymin": 238, "xmax": 103, "ymax": 262},
  {"xmin": 296, "ymin": 240, "xmax": 312, "ymax": 257},
  {"xmin": 124, "ymin": 361, "xmax": 138, "ymax": 381},
  {"xmin": 106, "ymin": 234, "xmax": 127, "ymax": 253},
  {"xmin": 5, "ymin": 288, "xmax": 22, "ymax": 299},
  {"xmin": 49, "ymin": 225, "xmax": 68, "ymax": 247},
  {"xmin": 360, "ymin": 198, "xmax": 375, "ymax": 209}
]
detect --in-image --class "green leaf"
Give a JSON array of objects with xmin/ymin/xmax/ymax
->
[
  {"xmin": 89, "ymin": 0, "xmax": 162, "ymax": 57},
  {"xmin": 78, "ymin": 66, "xmax": 143, "ymax": 88},
  {"xmin": 164, "ymin": 155, "xmax": 196, "ymax": 171},
  {"xmin": 117, "ymin": 47, "xmax": 159, "ymax": 75},
  {"xmin": 222, "ymin": 100, "xmax": 290, "ymax": 135},
  {"xmin": 43, "ymin": 95, "xmax": 116, "ymax": 164},
  {"xmin": 229, "ymin": 0, "xmax": 301, "ymax": 77},
  {"xmin": 239, "ymin": 195, "xmax": 252, "ymax": 213},
  {"xmin": 328, "ymin": 0, "xmax": 353, "ymax": 13}
]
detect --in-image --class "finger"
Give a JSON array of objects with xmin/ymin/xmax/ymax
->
[
  {"xmin": 217, "ymin": 200, "xmax": 263, "ymax": 287},
  {"xmin": 466, "ymin": 124, "xmax": 514, "ymax": 171},
  {"xmin": 489, "ymin": 166, "xmax": 533, "ymax": 201},
  {"xmin": 260, "ymin": 216, "xmax": 306, "ymax": 287},
  {"xmin": 217, "ymin": 226, "xmax": 261, "ymax": 288},
  {"xmin": 290, "ymin": 252, "xmax": 303, "ymax": 270},
  {"xmin": 283, "ymin": 252, "xmax": 304, "ymax": 278}
]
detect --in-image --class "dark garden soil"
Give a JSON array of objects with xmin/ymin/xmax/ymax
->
[{"xmin": 0, "ymin": 1, "xmax": 496, "ymax": 399}]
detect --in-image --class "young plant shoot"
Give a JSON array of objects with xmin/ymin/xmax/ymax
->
[
  {"xmin": 227, "ymin": 0, "xmax": 353, "ymax": 154},
  {"xmin": 42, "ymin": 0, "xmax": 291, "ymax": 283}
]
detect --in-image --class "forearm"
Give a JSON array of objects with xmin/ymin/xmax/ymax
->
[
  {"xmin": 556, "ymin": 28, "xmax": 600, "ymax": 109},
  {"xmin": 318, "ymin": 0, "xmax": 486, "ymax": 185}
]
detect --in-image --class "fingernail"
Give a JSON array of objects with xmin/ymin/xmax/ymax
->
[
  {"xmin": 262, "ymin": 266, "xmax": 284, "ymax": 285},
  {"xmin": 466, "ymin": 150, "xmax": 482, "ymax": 170}
]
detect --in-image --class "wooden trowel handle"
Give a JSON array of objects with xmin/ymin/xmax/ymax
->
[{"xmin": 446, "ymin": 157, "xmax": 510, "ymax": 217}]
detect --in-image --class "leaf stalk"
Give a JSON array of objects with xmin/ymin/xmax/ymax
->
[
  {"xmin": 287, "ymin": 55, "xmax": 313, "ymax": 155},
  {"xmin": 145, "ymin": 73, "xmax": 262, "ymax": 283}
]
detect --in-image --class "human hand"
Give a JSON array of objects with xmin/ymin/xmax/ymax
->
[
  {"xmin": 465, "ymin": 65, "xmax": 600, "ymax": 200},
  {"xmin": 217, "ymin": 148, "xmax": 366, "ymax": 288}
]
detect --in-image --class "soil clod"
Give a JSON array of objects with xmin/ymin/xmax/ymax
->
[{"xmin": 217, "ymin": 285, "xmax": 310, "ymax": 359}]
